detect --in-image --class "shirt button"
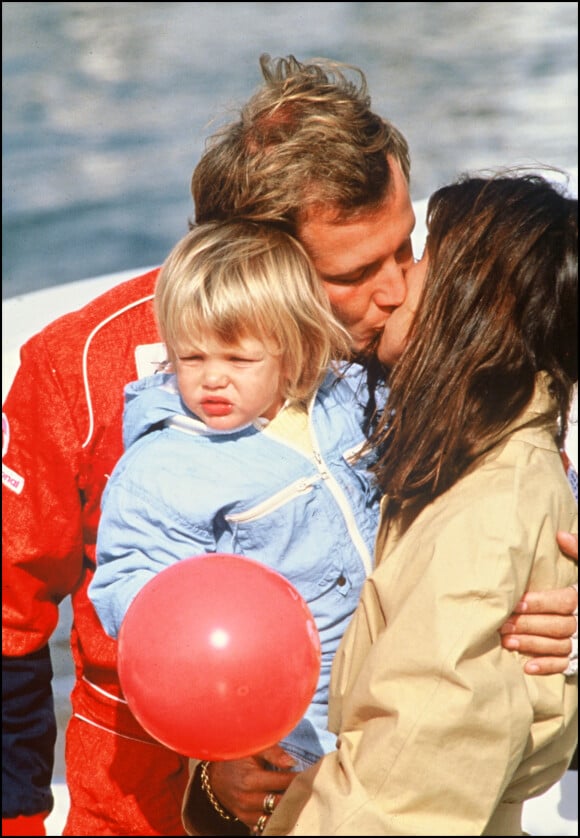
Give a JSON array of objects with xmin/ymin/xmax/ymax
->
[{"xmin": 337, "ymin": 575, "xmax": 346, "ymax": 587}]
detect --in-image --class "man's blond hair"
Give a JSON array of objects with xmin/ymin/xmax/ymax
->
[{"xmin": 192, "ymin": 54, "xmax": 411, "ymax": 230}]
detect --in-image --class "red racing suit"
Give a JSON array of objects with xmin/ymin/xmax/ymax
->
[{"xmin": 2, "ymin": 269, "xmax": 189, "ymax": 835}]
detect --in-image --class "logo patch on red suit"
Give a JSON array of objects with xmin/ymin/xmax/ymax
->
[{"xmin": 2, "ymin": 412, "xmax": 25, "ymax": 495}]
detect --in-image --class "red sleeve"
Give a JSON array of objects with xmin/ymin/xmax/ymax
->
[
  {"xmin": 2, "ymin": 270, "xmax": 162, "ymax": 821},
  {"xmin": 2, "ymin": 269, "xmax": 161, "ymax": 656},
  {"xmin": 2, "ymin": 330, "xmax": 85, "ymax": 652}
]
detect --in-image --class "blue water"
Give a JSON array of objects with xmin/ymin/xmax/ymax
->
[{"xmin": 2, "ymin": 1, "xmax": 577, "ymax": 299}]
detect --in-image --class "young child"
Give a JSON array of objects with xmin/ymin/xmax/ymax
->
[{"xmin": 88, "ymin": 219, "xmax": 383, "ymax": 771}]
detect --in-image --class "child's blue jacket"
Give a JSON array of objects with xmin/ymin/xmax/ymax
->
[{"xmin": 89, "ymin": 365, "xmax": 383, "ymax": 765}]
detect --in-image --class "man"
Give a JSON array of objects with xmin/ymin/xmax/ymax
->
[
  {"xmin": 180, "ymin": 54, "xmax": 579, "ymax": 836},
  {"xmin": 3, "ymin": 54, "xmax": 577, "ymax": 837}
]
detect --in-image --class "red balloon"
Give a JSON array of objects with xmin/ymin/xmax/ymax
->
[{"xmin": 117, "ymin": 553, "xmax": 321, "ymax": 760}]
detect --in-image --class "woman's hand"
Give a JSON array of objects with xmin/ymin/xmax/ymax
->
[
  {"xmin": 207, "ymin": 745, "xmax": 298, "ymax": 832},
  {"xmin": 500, "ymin": 532, "xmax": 578, "ymax": 674}
]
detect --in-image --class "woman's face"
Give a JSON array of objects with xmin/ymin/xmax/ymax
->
[{"xmin": 377, "ymin": 249, "xmax": 428, "ymax": 367}]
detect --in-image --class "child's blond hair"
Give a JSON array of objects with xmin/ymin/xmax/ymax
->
[{"xmin": 155, "ymin": 220, "xmax": 352, "ymax": 402}]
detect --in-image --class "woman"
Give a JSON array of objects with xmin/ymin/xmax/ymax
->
[{"xmin": 259, "ymin": 171, "xmax": 578, "ymax": 836}]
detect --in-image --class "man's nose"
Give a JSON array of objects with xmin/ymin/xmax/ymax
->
[{"xmin": 372, "ymin": 261, "xmax": 408, "ymax": 308}]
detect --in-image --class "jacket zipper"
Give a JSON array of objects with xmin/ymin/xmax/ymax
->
[
  {"xmin": 225, "ymin": 475, "xmax": 320, "ymax": 523},
  {"xmin": 309, "ymin": 444, "xmax": 373, "ymax": 577},
  {"xmin": 226, "ymin": 438, "xmax": 373, "ymax": 577}
]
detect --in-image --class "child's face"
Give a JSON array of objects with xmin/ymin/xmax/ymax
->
[{"xmin": 174, "ymin": 331, "xmax": 286, "ymax": 431}]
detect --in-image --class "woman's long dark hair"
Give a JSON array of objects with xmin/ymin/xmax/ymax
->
[{"xmin": 371, "ymin": 171, "xmax": 578, "ymax": 524}]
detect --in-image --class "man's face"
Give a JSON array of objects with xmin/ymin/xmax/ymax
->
[{"xmin": 296, "ymin": 157, "xmax": 415, "ymax": 353}]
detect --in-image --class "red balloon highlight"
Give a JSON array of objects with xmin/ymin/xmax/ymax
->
[{"xmin": 117, "ymin": 553, "xmax": 321, "ymax": 760}]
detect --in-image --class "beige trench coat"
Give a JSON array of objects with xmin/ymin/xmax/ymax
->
[{"xmin": 264, "ymin": 378, "xmax": 578, "ymax": 836}]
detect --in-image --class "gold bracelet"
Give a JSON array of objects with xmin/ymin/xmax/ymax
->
[{"xmin": 200, "ymin": 760, "xmax": 238, "ymax": 822}]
